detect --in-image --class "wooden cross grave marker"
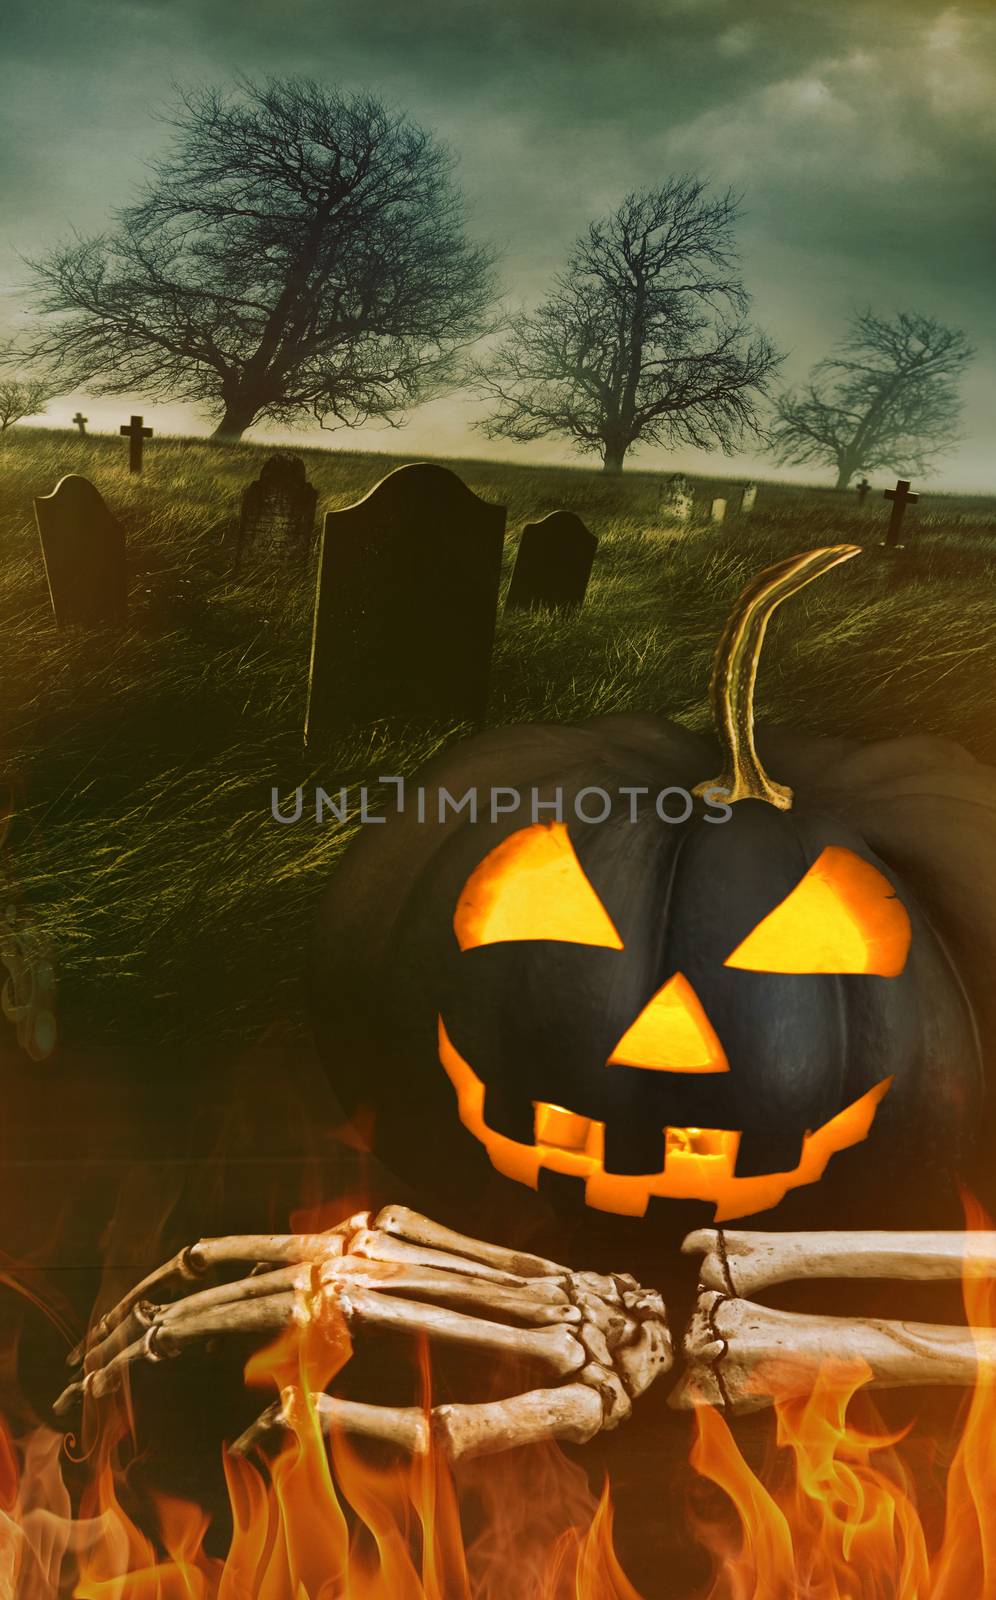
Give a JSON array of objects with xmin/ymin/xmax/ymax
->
[
  {"xmin": 120, "ymin": 414, "xmax": 152, "ymax": 474},
  {"xmin": 883, "ymin": 479, "xmax": 919, "ymax": 548},
  {"xmin": 72, "ymin": 413, "xmax": 88, "ymax": 436}
]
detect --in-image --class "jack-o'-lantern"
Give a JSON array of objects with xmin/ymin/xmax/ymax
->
[
  {"xmin": 438, "ymin": 822, "xmax": 907, "ymax": 1220},
  {"xmin": 314, "ymin": 546, "xmax": 994, "ymax": 1230}
]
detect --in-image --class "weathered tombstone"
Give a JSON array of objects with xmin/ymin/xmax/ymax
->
[
  {"xmin": 119, "ymin": 414, "xmax": 152, "ymax": 474},
  {"xmin": 710, "ymin": 498, "xmax": 727, "ymax": 524},
  {"xmin": 305, "ymin": 463, "xmax": 505, "ymax": 740},
  {"xmin": 238, "ymin": 453, "xmax": 317, "ymax": 561},
  {"xmin": 505, "ymin": 511, "xmax": 597, "ymax": 614},
  {"xmin": 659, "ymin": 473, "xmax": 693, "ymax": 525},
  {"xmin": 72, "ymin": 412, "xmax": 87, "ymax": 436},
  {"xmin": 738, "ymin": 482, "xmax": 757, "ymax": 516},
  {"xmin": 34, "ymin": 476, "xmax": 126, "ymax": 628},
  {"xmin": 883, "ymin": 478, "xmax": 920, "ymax": 548},
  {"xmin": 856, "ymin": 477, "xmax": 871, "ymax": 504}
]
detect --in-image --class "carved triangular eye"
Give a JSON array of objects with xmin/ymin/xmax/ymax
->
[
  {"xmin": 608, "ymin": 973, "xmax": 729, "ymax": 1073},
  {"xmin": 725, "ymin": 846, "xmax": 911, "ymax": 976},
  {"xmin": 453, "ymin": 823, "xmax": 623, "ymax": 952}
]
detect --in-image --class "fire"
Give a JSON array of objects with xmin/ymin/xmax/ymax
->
[
  {"xmin": 2, "ymin": 1204, "xmax": 996, "ymax": 1597},
  {"xmin": 0, "ymin": 1253, "xmax": 636, "ymax": 1599},
  {"xmin": 689, "ymin": 1195, "xmax": 996, "ymax": 1600}
]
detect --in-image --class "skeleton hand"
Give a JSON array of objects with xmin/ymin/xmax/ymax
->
[{"xmin": 55, "ymin": 1206, "xmax": 672, "ymax": 1464}]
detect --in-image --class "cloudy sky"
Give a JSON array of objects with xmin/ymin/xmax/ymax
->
[{"xmin": 2, "ymin": 0, "xmax": 994, "ymax": 487}]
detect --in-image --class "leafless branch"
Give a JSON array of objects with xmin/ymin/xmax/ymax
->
[
  {"xmin": 769, "ymin": 310, "xmax": 974, "ymax": 488},
  {"xmin": 0, "ymin": 377, "xmax": 53, "ymax": 433},
  {"xmin": 471, "ymin": 178, "xmax": 780, "ymax": 472},
  {"xmin": 23, "ymin": 78, "xmax": 497, "ymax": 439}
]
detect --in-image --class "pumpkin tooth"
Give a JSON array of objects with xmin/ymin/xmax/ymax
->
[
  {"xmin": 602, "ymin": 1120, "xmax": 667, "ymax": 1178},
  {"xmin": 733, "ymin": 1124, "xmax": 806, "ymax": 1180}
]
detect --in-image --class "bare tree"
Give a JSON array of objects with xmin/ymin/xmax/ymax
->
[
  {"xmin": 26, "ymin": 79, "xmax": 495, "ymax": 440},
  {"xmin": 0, "ymin": 378, "xmax": 51, "ymax": 433},
  {"xmin": 472, "ymin": 180, "xmax": 778, "ymax": 473},
  {"xmin": 770, "ymin": 311, "xmax": 974, "ymax": 489}
]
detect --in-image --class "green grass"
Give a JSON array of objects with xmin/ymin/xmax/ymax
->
[{"xmin": 2, "ymin": 426, "xmax": 996, "ymax": 1048}]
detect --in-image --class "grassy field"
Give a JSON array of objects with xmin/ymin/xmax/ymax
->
[{"xmin": 1, "ymin": 425, "xmax": 995, "ymax": 1049}]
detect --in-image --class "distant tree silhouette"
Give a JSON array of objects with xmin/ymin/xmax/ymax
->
[
  {"xmin": 770, "ymin": 311, "xmax": 973, "ymax": 489},
  {"xmin": 27, "ymin": 79, "xmax": 495, "ymax": 441},
  {"xmin": 473, "ymin": 179, "xmax": 779, "ymax": 473},
  {"xmin": 0, "ymin": 377, "xmax": 51, "ymax": 434}
]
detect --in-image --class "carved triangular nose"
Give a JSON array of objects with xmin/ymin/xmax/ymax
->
[{"xmin": 607, "ymin": 973, "xmax": 729, "ymax": 1074}]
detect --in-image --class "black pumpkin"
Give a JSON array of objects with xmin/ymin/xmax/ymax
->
[{"xmin": 313, "ymin": 547, "xmax": 996, "ymax": 1237}]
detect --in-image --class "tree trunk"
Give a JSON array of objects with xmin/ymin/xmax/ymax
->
[
  {"xmin": 835, "ymin": 452, "xmax": 860, "ymax": 490},
  {"xmin": 211, "ymin": 400, "xmax": 260, "ymax": 441},
  {"xmin": 602, "ymin": 442, "xmax": 627, "ymax": 474}
]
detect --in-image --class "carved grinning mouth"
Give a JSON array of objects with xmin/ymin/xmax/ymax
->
[{"xmin": 437, "ymin": 1017, "xmax": 893, "ymax": 1223}]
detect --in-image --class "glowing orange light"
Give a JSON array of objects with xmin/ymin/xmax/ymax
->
[
  {"xmin": 438, "ymin": 1017, "xmax": 892, "ymax": 1221},
  {"xmin": 453, "ymin": 823, "xmax": 623, "ymax": 951},
  {"xmin": 7, "ymin": 1201, "xmax": 996, "ymax": 1599},
  {"xmin": 690, "ymin": 1197, "xmax": 996, "ymax": 1600},
  {"xmin": 608, "ymin": 973, "xmax": 729, "ymax": 1073},
  {"xmin": 725, "ymin": 846, "xmax": 911, "ymax": 976}
]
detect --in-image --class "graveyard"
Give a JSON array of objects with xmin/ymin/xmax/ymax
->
[{"xmin": 1, "ymin": 422, "xmax": 995, "ymax": 1058}]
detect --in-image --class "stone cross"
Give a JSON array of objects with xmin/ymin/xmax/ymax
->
[
  {"xmin": 72, "ymin": 413, "xmax": 88, "ymax": 436},
  {"xmin": 883, "ymin": 479, "xmax": 919, "ymax": 548},
  {"xmin": 659, "ymin": 473, "xmax": 693, "ymax": 525},
  {"xmin": 34, "ymin": 476, "xmax": 127, "ymax": 628},
  {"xmin": 505, "ymin": 511, "xmax": 598, "ymax": 613},
  {"xmin": 237, "ymin": 454, "xmax": 317, "ymax": 563},
  {"xmin": 710, "ymin": 498, "xmax": 727, "ymax": 525},
  {"xmin": 305, "ymin": 463, "xmax": 506, "ymax": 741},
  {"xmin": 738, "ymin": 483, "xmax": 757, "ymax": 516},
  {"xmin": 120, "ymin": 414, "xmax": 152, "ymax": 474},
  {"xmin": 856, "ymin": 477, "xmax": 871, "ymax": 504}
]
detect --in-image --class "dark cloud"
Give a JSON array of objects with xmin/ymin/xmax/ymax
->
[{"xmin": 1, "ymin": 0, "xmax": 993, "ymax": 484}]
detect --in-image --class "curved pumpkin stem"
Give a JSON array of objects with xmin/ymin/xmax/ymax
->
[{"xmin": 693, "ymin": 545, "xmax": 862, "ymax": 811}]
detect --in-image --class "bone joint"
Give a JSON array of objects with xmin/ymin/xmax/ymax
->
[
  {"xmin": 57, "ymin": 1205, "xmax": 673, "ymax": 1464},
  {"xmin": 670, "ymin": 1288, "xmax": 996, "ymax": 1414}
]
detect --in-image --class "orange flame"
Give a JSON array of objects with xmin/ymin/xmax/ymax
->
[
  {"xmin": 58, "ymin": 1267, "xmax": 634, "ymax": 1600},
  {"xmin": 690, "ymin": 1196, "xmax": 996, "ymax": 1600},
  {"xmin": 4, "ymin": 1206, "xmax": 996, "ymax": 1596}
]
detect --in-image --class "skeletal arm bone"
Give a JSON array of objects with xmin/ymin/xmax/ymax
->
[
  {"xmin": 683, "ymin": 1228, "xmax": 996, "ymax": 1297},
  {"xmin": 231, "ymin": 1385, "xmax": 609, "ymax": 1463},
  {"xmin": 669, "ymin": 1289, "xmax": 996, "ymax": 1414}
]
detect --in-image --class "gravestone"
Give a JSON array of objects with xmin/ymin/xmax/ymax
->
[
  {"xmin": 738, "ymin": 482, "xmax": 757, "ymax": 516},
  {"xmin": 120, "ymin": 415, "xmax": 152, "ymax": 474},
  {"xmin": 34, "ymin": 476, "xmax": 126, "ymax": 628},
  {"xmin": 305, "ymin": 462, "xmax": 506, "ymax": 740},
  {"xmin": 72, "ymin": 413, "xmax": 87, "ymax": 437},
  {"xmin": 505, "ymin": 511, "xmax": 597, "ymax": 613},
  {"xmin": 238, "ymin": 454, "xmax": 317, "ymax": 561},
  {"xmin": 710, "ymin": 498, "xmax": 727, "ymax": 524},
  {"xmin": 659, "ymin": 473, "xmax": 693, "ymax": 524},
  {"xmin": 856, "ymin": 477, "xmax": 871, "ymax": 504},
  {"xmin": 883, "ymin": 478, "xmax": 920, "ymax": 549}
]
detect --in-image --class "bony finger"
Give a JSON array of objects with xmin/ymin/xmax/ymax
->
[
  {"xmin": 81, "ymin": 1265, "xmax": 313, "ymax": 1375},
  {"xmin": 73, "ymin": 1233, "xmax": 342, "ymax": 1361},
  {"xmin": 65, "ymin": 1292, "xmax": 308, "ymax": 1410}
]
